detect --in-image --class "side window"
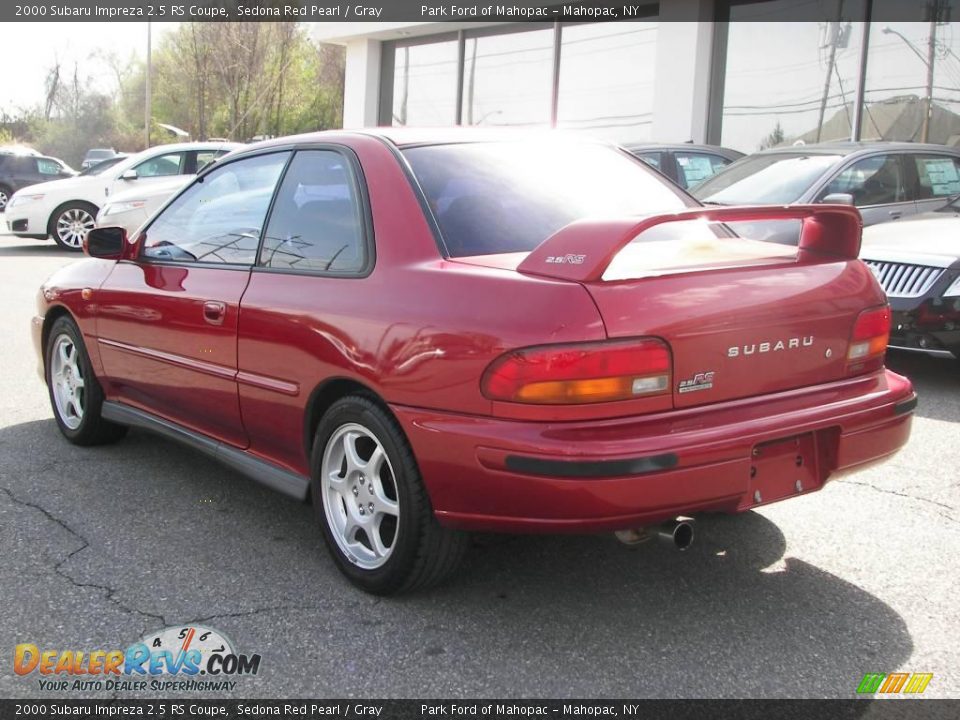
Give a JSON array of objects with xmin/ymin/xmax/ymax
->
[
  {"xmin": 134, "ymin": 152, "xmax": 185, "ymax": 178},
  {"xmin": 259, "ymin": 150, "xmax": 367, "ymax": 274},
  {"xmin": 822, "ymin": 155, "xmax": 906, "ymax": 206},
  {"xmin": 912, "ymin": 155, "xmax": 960, "ymax": 200},
  {"xmin": 142, "ymin": 152, "xmax": 290, "ymax": 265},
  {"xmin": 13, "ymin": 157, "xmax": 34, "ymax": 174},
  {"xmin": 37, "ymin": 158, "xmax": 61, "ymax": 175},
  {"xmin": 634, "ymin": 151, "xmax": 662, "ymax": 170},
  {"xmin": 675, "ymin": 152, "xmax": 734, "ymax": 190},
  {"xmin": 196, "ymin": 150, "xmax": 222, "ymax": 173}
]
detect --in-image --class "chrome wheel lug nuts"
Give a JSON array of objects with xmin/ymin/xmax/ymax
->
[
  {"xmin": 368, "ymin": 503, "xmax": 374, "ymax": 513},
  {"xmin": 352, "ymin": 486, "xmax": 359, "ymax": 496},
  {"xmin": 368, "ymin": 484, "xmax": 373, "ymax": 493},
  {"xmin": 359, "ymin": 507, "xmax": 366, "ymax": 516}
]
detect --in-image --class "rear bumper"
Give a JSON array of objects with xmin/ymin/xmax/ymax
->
[{"xmin": 393, "ymin": 368, "xmax": 915, "ymax": 533}]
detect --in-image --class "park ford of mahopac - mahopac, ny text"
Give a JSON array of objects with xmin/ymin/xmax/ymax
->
[{"xmin": 419, "ymin": 4, "xmax": 649, "ymax": 18}]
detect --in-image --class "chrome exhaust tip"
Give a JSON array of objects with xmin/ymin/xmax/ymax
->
[
  {"xmin": 614, "ymin": 517, "xmax": 695, "ymax": 550},
  {"xmin": 657, "ymin": 518, "xmax": 695, "ymax": 550}
]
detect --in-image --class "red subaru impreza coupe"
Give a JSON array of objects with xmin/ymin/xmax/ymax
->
[{"xmin": 33, "ymin": 129, "xmax": 916, "ymax": 594}]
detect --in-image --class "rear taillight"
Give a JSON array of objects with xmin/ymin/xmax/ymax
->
[
  {"xmin": 848, "ymin": 305, "xmax": 890, "ymax": 368},
  {"xmin": 481, "ymin": 338, "xmax": 672, "ymax": 405}
]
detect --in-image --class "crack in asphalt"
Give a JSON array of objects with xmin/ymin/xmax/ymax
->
[
  {"xmin": 188, "ymin": 604, "xmax": 329, "ymax": 625},
  {"xmin": 1, "ymin": 485, "xmax": 377, "ymax": 631},
  {"xmin": 0, "ymin": 486, "xmax": 170, "ymax": 630},
  {"xmin": 837, "ymin": 478, "xmax": 958, "ymax": 524}
]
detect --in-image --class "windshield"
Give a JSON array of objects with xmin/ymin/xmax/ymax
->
[
  {"xmin": 692, "ymin": 153, "xmax": 842, "ymax": 205},
  {"xmin": 85, "ymin": 149, "xmax": 113, "ymax": 160},
  {"xmin": 79, "ymin": 156, "xmax": 124, "ymax": 176},
  {"xmin": 402, "ymin": 142, "xmax": 685, "ymax": 257}
]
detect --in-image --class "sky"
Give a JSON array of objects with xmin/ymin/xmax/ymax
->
[{"xmin": 0, "ymin": 22, "xmax": 179, "ymax": 114}]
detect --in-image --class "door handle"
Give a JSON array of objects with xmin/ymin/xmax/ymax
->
[
  {"xmin": 202, "ymin": 301, "xmax": 226, "ymax": 326},
  {"xmin": 888, "ymin": 210, "xmax": 902, "ymax": 219}
]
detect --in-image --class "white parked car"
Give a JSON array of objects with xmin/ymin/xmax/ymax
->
[
  {"xmin": 95, "ymin": 175, "xmax": 192, "ymax": 237},
  {"xmin": 5, "ymin": 141, "xmax": 242, "ymax": 249}
]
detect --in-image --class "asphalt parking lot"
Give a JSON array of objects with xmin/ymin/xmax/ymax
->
[{"xmin": 0, "ymin": 230, "xmax": 958, "ymax": 700}]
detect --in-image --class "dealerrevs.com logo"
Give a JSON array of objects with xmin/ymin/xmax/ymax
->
[{"xmin": 14, "ymin": 625, "xmax": 261, "ymax": 693}]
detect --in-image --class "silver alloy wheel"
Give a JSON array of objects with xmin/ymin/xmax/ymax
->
[
  {"xmin": 321, "ymin": 423, "xmax": 400, "ymax": 570},
  {"xmin": 56, "ymin": 207, "xmax": 95, "ymax": 248},
  {"xmin": 50, "ymin": 333, "xmax": 85, "ymax": 430},
  {"xmin": 0, "ymin": 190, "xmax": 8, "ymax": 210}
]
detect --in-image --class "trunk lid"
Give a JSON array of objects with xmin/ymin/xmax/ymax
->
[
  {"xmin": 509, "ymin": 205, "xmax": 882, "ymax": 408},
  {"xmin": 584, "ymin": 259, "xmax": 879, "ymax": 408}
]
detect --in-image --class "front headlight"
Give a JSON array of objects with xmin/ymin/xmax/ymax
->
[
  {"xmin": 102, "ymin": 200, "xmax": 146, "ymax": 217},
  {"xmin": 943, "ymin": 273, "xmax": 960, "ymax": 297},
  {"xmin": 8, "ymin": 193, "xmax": 44, "ymax": 209}
]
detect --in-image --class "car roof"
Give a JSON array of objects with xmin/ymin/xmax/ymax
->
[
  {"xmin": 0, "ymin": 145, "xmax": 41, "ymax": 156},
  {"xmin": 747, "ymin": 141, "xmax": 960, "ymax": 157},
  {"xmin": 246, "ymin": 127, "xmax": 612, "ymax": 151},
  {"xmin": 117, "ymin": 141, "xmax": 244, "ymax": 168},
  {"xmin": 623, "ymin": 142, "xmax": 744, "ymax": 158},
  {"xmin": 136, "ymin": 140, "xmax": 244, "ymax": 154}
]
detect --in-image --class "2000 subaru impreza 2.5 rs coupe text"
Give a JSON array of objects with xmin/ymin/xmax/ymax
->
[{"xmin": 32, "ymin": 129, "xmax": 916, "ymax": 594}]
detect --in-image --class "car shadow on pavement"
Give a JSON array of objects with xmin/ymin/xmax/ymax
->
[
  {"xmin": 0, "ymin": 418, "xmax": 912, "ymax": 699},
  {"xmin": 441, "ymin": 516, "xmax": 909, "ymax": 698}
]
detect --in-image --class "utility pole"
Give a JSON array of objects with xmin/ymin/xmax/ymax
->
[
  {"xmin": 399, "ymin": 46, "xmax": 409, "ymax": 125},
  {"xmin": 816, "ymin": 0, "xmax": 845, "ymax": 143},
  {"xmin": 145, "ymin": 22, "xmax": 152, "ymax": 149},
  {"xmin": 466, "ymin": 39, "xmax": 477, "ymax": 125},
  {"xmin": 921, "ymin": 1, "xmax": 940, "ymax": 143}
]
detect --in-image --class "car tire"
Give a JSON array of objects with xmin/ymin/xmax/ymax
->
[
  {"xmin": 48, "ymin": 201, "xmax": 98, "ymax": 251},
  {"xmin": 0, "ymin": 184, "xmax": 12, "ymax": 212},
  {"xmin": 45, "ymin": 315, "xmax": 127, "ymax": 446},
  {"xmin": 310, "ymin": 395, "xmax": 468, "ymax": 595}
]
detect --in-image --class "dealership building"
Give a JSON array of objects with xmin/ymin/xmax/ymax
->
[{"xmin": 313, "ymin": 0, "xmax": 960, "ymax": 153}]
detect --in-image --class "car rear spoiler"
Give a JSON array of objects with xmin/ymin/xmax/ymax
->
[{"xmin": 516, "ymin": 204, "xmax": 863, "ymax": 283}]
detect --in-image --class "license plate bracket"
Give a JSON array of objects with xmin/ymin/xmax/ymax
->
[{"xmin": 749, "ymin": 432, "xmax": 821, "ymax": 506}]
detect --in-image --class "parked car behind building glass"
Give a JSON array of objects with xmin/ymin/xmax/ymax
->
[
  {"xmin": 693, "ymin": 142, "xmax": 960, "ymax": 243},
  {"xmin": 625, "ymin": 143, "xmax": 743, "ymax": 190}
]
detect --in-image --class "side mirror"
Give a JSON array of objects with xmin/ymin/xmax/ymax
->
[
  {"xmin": 84, "ymin": 226, "xmax": 127, "ymax": 259},
  {"xmin": 821, "ymin": 192, "xmax": 855, "ymax": 206},
  {"xmin": 120, "ymin": 169, "xmax": 138, "ymax": 181}
]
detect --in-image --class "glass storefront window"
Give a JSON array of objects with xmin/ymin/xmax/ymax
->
[
  {"xmin": 391, "ymin": 40, "xmax": 459, "ymax": 126},
  {"xmin": 556, "ymin": 22, "xmax": 659, "ymax": 143},
  {"xmin": 461, "ymin": 28, "xmax": 554, "ymax": 126},
  {"xmin": 718, "ymin": 1, "xmax": 866, "ymax": 153},
  {"xmin": 860, "ymin": 10, "xmax": 960, "ymax": 144}
]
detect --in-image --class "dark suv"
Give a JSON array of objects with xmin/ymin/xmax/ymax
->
[{"xmin": 0, "ymin": 154, "xmax": 75, "ymax": 211}]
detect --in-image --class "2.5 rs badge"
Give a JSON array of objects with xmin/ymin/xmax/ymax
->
[{"xmin": 678, "ymin": 371, "xmax": 715, "ymax": 394}]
